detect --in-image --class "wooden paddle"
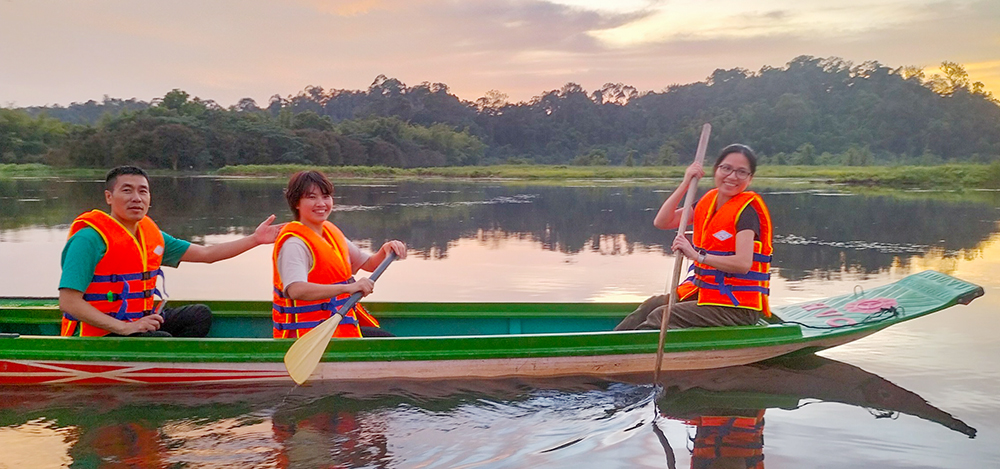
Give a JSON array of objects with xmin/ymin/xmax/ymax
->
[
  {"xmin": 653, "ymin": 123, "xmax": 711, "ymax": 383},
  {"xmin": 284, "ymin": 251, "xmax": 398, "ymax": 385}
]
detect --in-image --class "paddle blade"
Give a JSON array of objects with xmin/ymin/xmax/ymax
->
[
  {"xmin": 283, "ymin": 314, "xmax": 343, "ymax": 385},
  {"xmin": 282, "ymin": 251, "xmax": 398, "ymax": 385}
]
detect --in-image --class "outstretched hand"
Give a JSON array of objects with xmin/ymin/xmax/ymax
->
[{"xmin": 253, "ymin": 214, "xmax": 286, "ymax": 245}]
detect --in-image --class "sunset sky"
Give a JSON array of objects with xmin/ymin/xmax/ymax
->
[{"xmin": 1, "ymin": 0, "xmax": 998, "ymax": 107}]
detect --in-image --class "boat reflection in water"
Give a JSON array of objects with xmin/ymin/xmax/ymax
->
[
  {"xmin": 650, "ymin": 355, "xmax": 976, "ymax": 469},
  {"xmin": 0, "ymin": 355, "xmax": 976, "ymax": 467}
]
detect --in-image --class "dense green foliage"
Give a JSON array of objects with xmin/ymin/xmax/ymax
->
[
  {"xmin": 0, "ymin": 109, "xmax": 71, "ymax": 164},
  {"xmin": 31, "ymin": 90, "xmax": 485, "ymax": 170},
  {"xmin": 4, "ymin": 56, "xmax": 998, "ymax": 169},
  {"xmin": 22, "ymin": 97, "xmax": 150, "ymax": 125}
]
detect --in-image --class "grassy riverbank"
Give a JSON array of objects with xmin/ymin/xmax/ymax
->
[
  {"xmin": 215, "ymin": 163, "xmax": 1000, "ymax": 189},
  {"xmin": 3, "ymin": 162, "xmax": 999, "ymax": 189}
]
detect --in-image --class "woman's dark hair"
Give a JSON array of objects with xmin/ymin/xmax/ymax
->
[
  {"xmin": 713, "ymin": 144, "xmax": 758, "ymax": 175},
  {"xmin": 285, "ymin": 170, "xmax": 334, "ymax": 220}
]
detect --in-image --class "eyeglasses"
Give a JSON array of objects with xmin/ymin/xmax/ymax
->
[{"xmin": 716, "ymin": 164, "xmax": 752, "ymax": 180}]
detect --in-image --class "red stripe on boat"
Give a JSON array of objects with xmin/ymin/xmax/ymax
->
[
  {"xmin": 0, "ymin": 360, "xmax": 67, "ymax": 373},
  {"xmin": 0, "ymin": 375, "xmax": 73, "ymax": 385}
]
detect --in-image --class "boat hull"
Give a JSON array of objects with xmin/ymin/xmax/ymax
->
[
  {"xmin": 0, "ymin": 329, "xmax": 875, "ymax": 385},
  {"xmin": 0, "ymin": 270, "xmax": 983, "ymax": 385}
]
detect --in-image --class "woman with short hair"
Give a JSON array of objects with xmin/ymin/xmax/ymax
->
[{"xmin": 272, "ymin": 170, "xmax": 407, "ymax": 338}]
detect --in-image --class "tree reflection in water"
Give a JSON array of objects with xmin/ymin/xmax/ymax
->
[{"xmin": 1, "ymin": 177, "xmax": 998, "ymax": 281}]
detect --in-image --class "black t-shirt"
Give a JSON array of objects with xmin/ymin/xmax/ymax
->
[{"xmin": 736, "ymin": 206, "xmax": 760, "ymax": 240}]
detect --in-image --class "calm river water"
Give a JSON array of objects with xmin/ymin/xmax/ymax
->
[{"xmin": 1, "ymin": 176, "xmax": 998, "ymax": 468}]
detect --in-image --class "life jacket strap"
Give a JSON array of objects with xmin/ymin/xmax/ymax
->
[
  {"xmin": 273, "ymin": 314, "xmax": 359, "ymax": 331},
  {"xmin": 695, "ymin": 248, "xmax": 772, "ymax": 263},
  {"xmin": 273, "ymin": 278, "xmax": 357, "ymax": 315},
  {"xmin": 686, "ymin": 246, "xmax": 770, "ymax": 307},
  {"xmin": 63, "ymin": 309, "xmax": 154, "ymax": 323},
  {"xmin": 83, "ymin": 288, "xmax": 160, "ymax": 302},
  {"xmin": 273, "ymin": 292, "xmax": 356, "ymax": 314},
  {"xmin": 86, "ymin": 269, "xmax": 167, "ymax": 320},
  {"xmin": 90, "ymin": 268, "xmax": 164, "ymax": 283},
  {"xmin": 273, "ymin": 278, "xmax": 354, "ymax": 300},
  {"xmin": 693, "ymin": 278, "xmax": 770, "ymax": 306},
  {"xmin": 694, "ymin": 266, "xmax": 771, "ymax": 282}
]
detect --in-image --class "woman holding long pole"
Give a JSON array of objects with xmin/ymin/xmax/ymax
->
[{"xmin": 616, "ymin": 144, "xmax": 773, "ymax": 331}]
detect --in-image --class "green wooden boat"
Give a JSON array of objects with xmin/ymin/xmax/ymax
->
[{"xmin": 0, "ymin": 270, "xmax": 983, "ymax": 385}]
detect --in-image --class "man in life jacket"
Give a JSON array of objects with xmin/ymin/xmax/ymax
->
[{"xmin": 58, "ymin": 166, "xmax": 284, "ymax": 337}]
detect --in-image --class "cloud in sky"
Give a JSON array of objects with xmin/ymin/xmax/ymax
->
[{"xmin": 0, "ymin": 0, "xmax": 997, "ymax": 107}]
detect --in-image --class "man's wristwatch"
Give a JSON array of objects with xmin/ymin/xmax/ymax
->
[{"xmin": 697, "ymin": 251, "xmax": 707, "ymax": 264}]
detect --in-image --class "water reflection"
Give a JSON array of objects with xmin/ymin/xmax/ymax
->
[
  {"xmin": 1, "ymin": 178, "xmax": 998, "ymax": 280},
  {"xmin": 0, "ymin": 355, "xmax": 976, "ymax": 468},
  {"xmin": 1, "ymin": 178, "xmax": 996, "ymax": 467},
  {"xmin": 649, "ymin": 355, "xmax": 976, "ymax": 469}
]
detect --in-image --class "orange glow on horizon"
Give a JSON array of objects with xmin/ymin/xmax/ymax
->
[{"xmin": 925, "ymin": 60, "xmax": 1000, "ymax": 97}]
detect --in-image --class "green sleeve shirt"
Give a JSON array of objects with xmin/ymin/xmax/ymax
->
[{"xmin": 58, "ymin": 227, "xmax": 192, "ymax": 292}]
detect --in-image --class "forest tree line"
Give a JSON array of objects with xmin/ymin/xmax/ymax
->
[{"xmin": 2, "ymin": 55, "xmax": 999, "ymax": 169}]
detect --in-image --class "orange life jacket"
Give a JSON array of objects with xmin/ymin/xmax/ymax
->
[
  {"xmin": 676, "ymin": 189, "xmax": 773, "ymax": 316},
  {"xmin": 686, "ymin": 411, "xmax": 766, "ymax": 469},
  {"xmin": 61, "ymin": 210, "xmax": 166, "ymax": 337},
  {"xmin": 271, "ymin": 221, "xmax": 379, "ymax": 339}
]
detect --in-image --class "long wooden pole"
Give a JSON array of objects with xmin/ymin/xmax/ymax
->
[
  {"xmin": 284, "ymin": 251, "xmax": 397, "ymax": 385},
  {"xmin": 653, "ymin": 123, "xmax": 711, "ymax": 383}
]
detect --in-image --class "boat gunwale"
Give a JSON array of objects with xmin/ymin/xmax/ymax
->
[{"xmin": 0, "ymin": 323, "xmax": 810, "ymax": 363}]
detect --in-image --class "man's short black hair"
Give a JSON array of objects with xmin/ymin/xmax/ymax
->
[{"xmin": 105, "ymin": 166, "xmax": 149, "ymax": 192}]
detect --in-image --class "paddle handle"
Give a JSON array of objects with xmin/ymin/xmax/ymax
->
[
  {"xmin": 333, "ymin": 250, "xmax": 398, "ymax": 320},
  {"xmin": 654, "ymin": 123, "xmax": 711, "ymax": 382}
]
